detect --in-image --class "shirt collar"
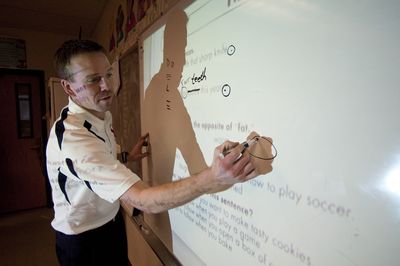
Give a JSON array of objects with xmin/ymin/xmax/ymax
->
[{"xmin": 67, "ymin": 97, "xmax": 112, "ymax": 128}]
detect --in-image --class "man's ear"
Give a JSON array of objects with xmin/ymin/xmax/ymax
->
[{"xmin": 61, "ymin": 79, "xmax": 76, "ymax": 97}]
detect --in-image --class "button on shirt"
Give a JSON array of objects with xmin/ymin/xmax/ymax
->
[{"xmin": 46, "ymin": 98, "xmax": 140, "ymax": 234}]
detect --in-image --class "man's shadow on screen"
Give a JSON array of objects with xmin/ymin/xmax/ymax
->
[{"xmin": 142, "ymin": 9, "xmax": 207, "ymax": 251}]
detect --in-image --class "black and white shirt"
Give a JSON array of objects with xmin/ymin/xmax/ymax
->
[{"xmin": 46, "ymin": 98, "xmax": 139, "ymax": 234}]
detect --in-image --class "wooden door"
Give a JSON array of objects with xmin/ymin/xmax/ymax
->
[
  {"xmin": 111, "ymin": 47, "xmax": 142, "ymax": 177},
  {"xmin": 0, "ymin": 69, "xmax": 48, "ymax": 213}
]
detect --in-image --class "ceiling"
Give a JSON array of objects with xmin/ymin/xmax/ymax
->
[{"xmin": 0, "ymin": 0, "xmax": 108, "ymax": 37}]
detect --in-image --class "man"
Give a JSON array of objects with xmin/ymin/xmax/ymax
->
[{"xmin": 46, "ymin": 39, "xmax": 261, "ymax": 265}]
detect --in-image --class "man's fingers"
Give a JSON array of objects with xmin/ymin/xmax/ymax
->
[
  {"xmin": 214, "ymin": 141, "xmax": 239, "ymax": 159},
  {"xmin": 218, "ymin": 141, "xmax": 239, "ymax": 152},
  {"xmin": 242, "ymin": 168, "xmax": 258, "ymax": 182},
  {"xmin": 243, "ymin": 161, "xmax": 256, "ymax": 177},
  {"xmin": 140, "ymin": 151, "xmax": 149, "ymax": 157},
  {"xmin": 142, "ymin": 133, "xmax": 149, "ymax": 140},
  {"xmin": 139, "ymin": 133, "xmax": 150, "ymax": 144},
  {"xmin": 223, "ymin": 152, "xmax": 251, "ymax": 178},
  {"xmin": 221, "ymin": 142, "xmax": 244, "ymax": 163},
  {"xmin": 235, "ymin": 150, "xmax": 251, "ymax": 165},
  {"xmin": 132, "ymin": 152, "xmax": 149, "ymax": 160},
  {"xmin": 134, "ymin": 133, "xmax": 149, "ymax": 148}
]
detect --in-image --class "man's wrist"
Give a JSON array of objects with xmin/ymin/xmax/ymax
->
[
  {"xmin": 121, "ymin": 151, "xmax": 129, "ymax": 163},
  {"xmin": 195, "ymin": 167, "xmax": 215, "ymax": 194}
]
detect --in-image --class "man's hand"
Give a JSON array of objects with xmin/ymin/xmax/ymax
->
[
  {"xmin": 204, "ymin": 141, "xmax": 258, "ymax": 193},
  {"xmin": 128, "ymin": 133, "xmax": 149, "ymax": 161}
]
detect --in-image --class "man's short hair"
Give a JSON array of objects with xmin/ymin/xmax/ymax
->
[{"xmin": 54, "ymin": 39, "xmax": 106, "ymax": 81}]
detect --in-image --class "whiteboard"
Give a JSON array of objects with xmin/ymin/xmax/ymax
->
[{"xmin": 140, "ymin": 0, "xmax": 400, "ymax": 265}]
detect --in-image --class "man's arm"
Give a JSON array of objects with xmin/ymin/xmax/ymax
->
[{"xmin": 120, "ymin": 141, "xmax": 258, "ymax": 214}]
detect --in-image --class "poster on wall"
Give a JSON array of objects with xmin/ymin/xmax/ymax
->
[
  {"xmin": 0, "ymin": 37, "xmax": 27, "ymax": 68},
  {"xmin": 126, "ymin": 0, "xmax": 138, "ymax": 35},
  {"xmin": 116, "ymin": 5, "xmax": 125, "ymax": 45}
]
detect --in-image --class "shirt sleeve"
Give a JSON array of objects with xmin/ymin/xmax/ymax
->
[{"xmin": 60, "ymin": 125, "xmax": 140, "ymax": 203}]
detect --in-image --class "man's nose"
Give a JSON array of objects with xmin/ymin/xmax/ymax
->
[{"xmin": 99, "ymin": 77, "xmax": 112, "ymax": 91}]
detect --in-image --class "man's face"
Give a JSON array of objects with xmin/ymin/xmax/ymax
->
[{"xmin": 63, "ymin": 52, "xmax": 114, "ymax": 118}]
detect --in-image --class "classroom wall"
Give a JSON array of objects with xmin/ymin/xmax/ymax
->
[{"xmin": 92, "ymin": 0, "xmax": 178, "ymax": 61}]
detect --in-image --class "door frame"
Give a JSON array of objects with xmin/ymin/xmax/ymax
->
[{"xmin": 0, "ymin": 68, "xmax": 50, "ymax": 207}]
